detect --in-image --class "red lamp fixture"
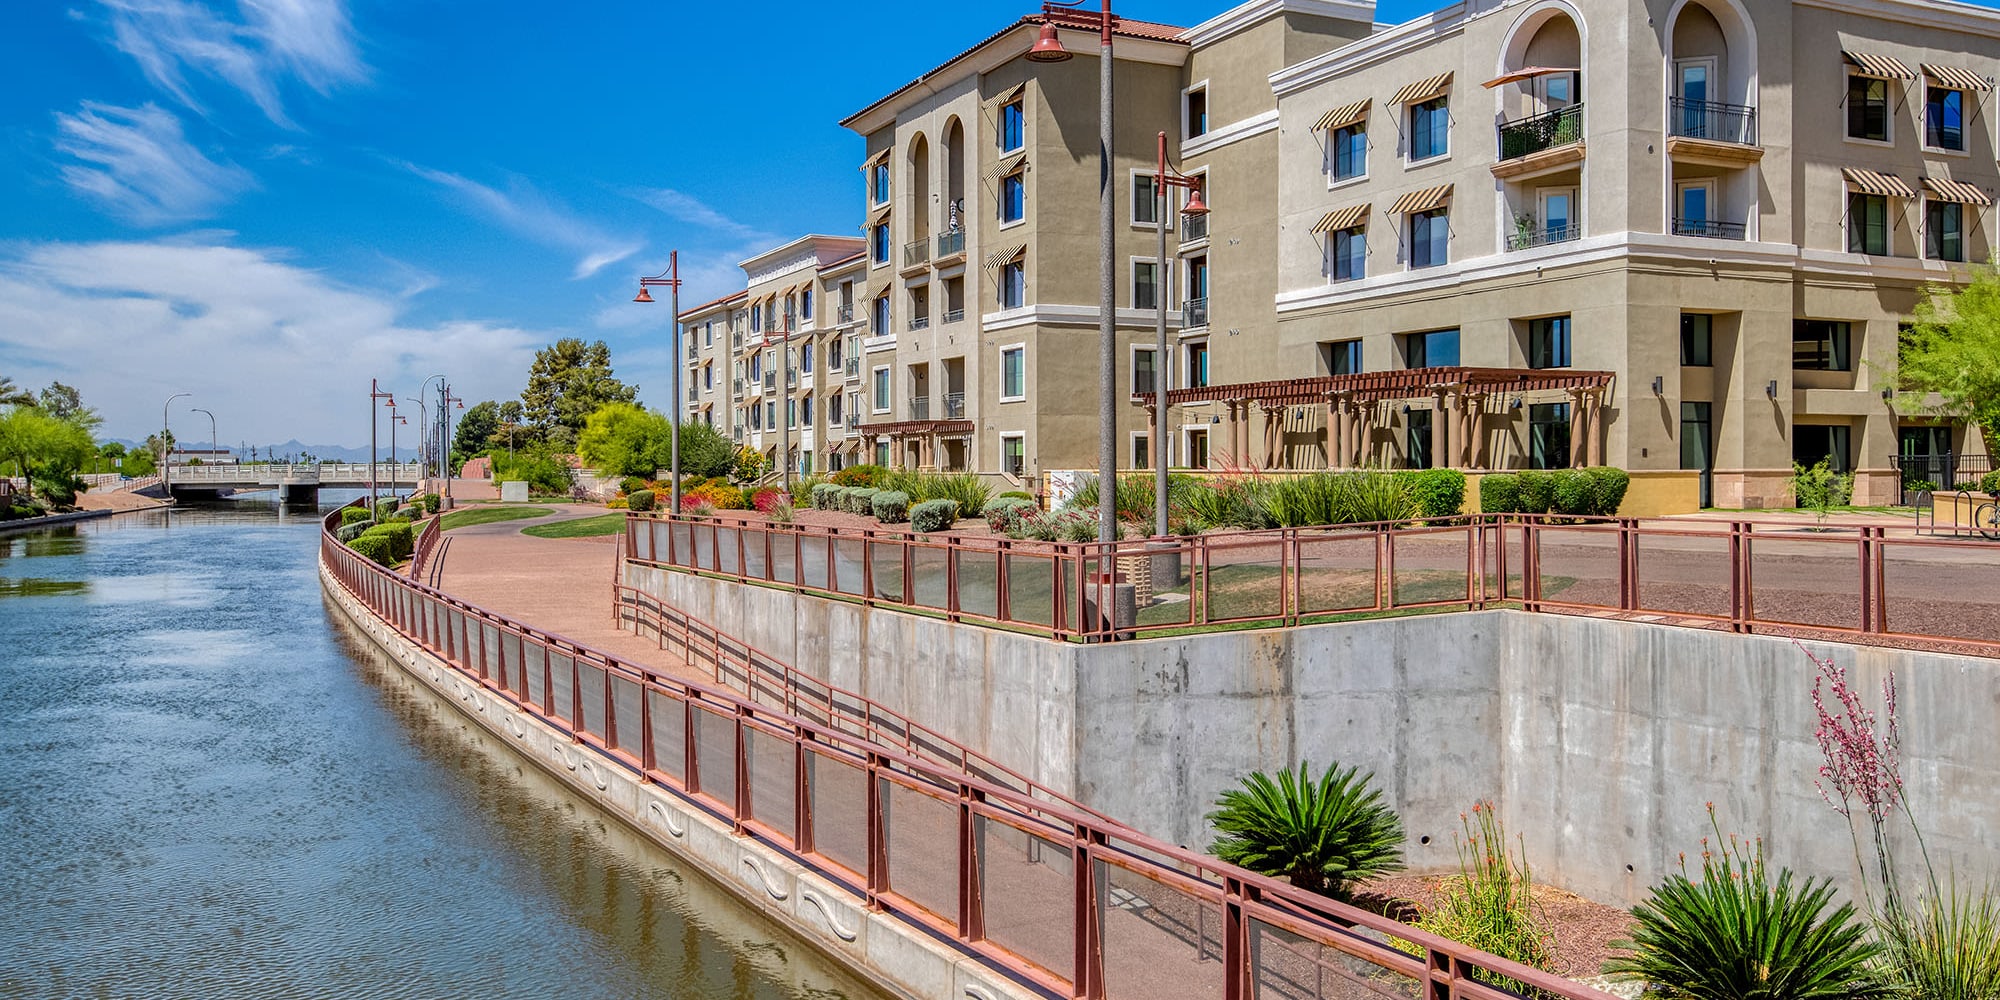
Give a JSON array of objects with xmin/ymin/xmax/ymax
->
[{"xmin": 1026, "ymin": 22, "xmax": 1071, "ymax": 62}]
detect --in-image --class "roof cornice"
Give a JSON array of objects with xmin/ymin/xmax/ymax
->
[
  {"xmin": 1270, "ymin": 1, "xmax": 1469, "ymax": 99},
  {"xmin": 1794, "ymin": 0, "xmax": 2000, "ymax": 38},
  {"xmin": 1182, "ymin": 0, "xmax": 1377, "ymax": 48}
]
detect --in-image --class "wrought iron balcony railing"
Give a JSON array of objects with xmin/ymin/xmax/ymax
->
[
  {"xmin": 1184, "ymin": 296, "xmax": 1209, "ymax": 328},
  {"xmin": 1672, "ymin": 218, "xmax": 1747, "ymax": 240},
  {"xmin": 1181, "ymin": 212, "xmax": 1208, "ymax": 243},
  {"xmin": 837, "ymin": 303, "xmax": 854, "ymax": 324},
  {"xmin": 1505, "ymin": 222, "xmax": 1581, "ymax": 251},
  {"xmin": 844, "ymin": 358, "xmax": 860, "ymax": 381},
  {"xmin": 1497, "ymin": 103, "xmax": 1584, "ymax": 161},
  {"xmin": 1668, "ymin": 98, "xmax": 1758, "ymax": 146}
]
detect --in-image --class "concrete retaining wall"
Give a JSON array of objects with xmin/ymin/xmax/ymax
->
[{"xmin": 627, "ymin": 562, "xmax": 2000, "ymax": 908}]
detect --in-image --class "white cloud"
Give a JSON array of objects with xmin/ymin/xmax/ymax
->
[
  {"xmin": 404, "ymin": 162, "xmax": 643, "ymax": 279},
  {"xmin": 0, "ymin": 239, "xmax": 543, "ymax": 443},
  {"xmin": 97, "ymin": 0, "xmax": 366, "ymax": 127},
  {"xmin": 53, "ymin": 102, "xmax": 255, "ymax": 224},
  {"xmin": 638, "ymin": 188, "xmax": 773, "ymax": 244}
]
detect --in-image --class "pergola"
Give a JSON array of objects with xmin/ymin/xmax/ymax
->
[
  {"xmin": 1137, "ymin": 366, "xmax": 1616, "ymax": 470},
  {"xmin": 857, "ymin": 419, "xmax": 976, "ymax": 470}
]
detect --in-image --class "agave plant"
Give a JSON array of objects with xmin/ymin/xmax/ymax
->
[
  {"xmin": 1878, "ymin": 884, "xmax": 2000, "ymax": 1000},
  {"xmin": 1606, "ymin": 816, "xmax": 1883, "ymax": 1000},
  {"xmin": 1206, "ymin": 761, "xmax": 1404, "ymax": 900}
]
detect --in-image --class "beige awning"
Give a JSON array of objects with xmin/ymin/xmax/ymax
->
[
  {"xmin": 1387, "ymin": 184, "xmax": 1453, "ymax": 215},
  {"xmin": 1923, "ymin": 63, "xmax": 1992, "ymax": 92},
  {"xmin": 1843, "ymin": 167, "xmax": 1915, "ymax": 198},
  {"xmin": 1923, "ymin": 176, "xmax": 1993, "ymax": 206},
  {"xmin": 867, "ymin": 202, "xmax": 892, "ymax": 223},
  {"xmin": 985, "ymin": 152, "xmax": 1028, "ymax": 180},
  {"xmin": 860, "ymin": 148, "xmax": 890, "ymax": 170},
  {"xmin": 986, "ymin": 82, "xmax": 1027, "ymax": 107},
  {"xmin": 1844, "ymin": 50, "xmax": 1916, "ymax": 80},
  {"xmin": 1313, "ymin": 99, "xmax": 1371, "ymax": 132},
  {"xmin": 1310, "ymin": 203, "xmax": 1371, "ymax": 233},
  {"xmin": 1392, "ymin": 71, "xmax": 1453, "ymax": 105},
  {"xmin": 1482, "ymin": 66, "xmax": 1578, "ymax": 89},
  {"xmin": 982, "ymin": 243, "xmax": 1026, "ymax": 269}
]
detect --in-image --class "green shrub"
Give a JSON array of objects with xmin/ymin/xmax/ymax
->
[
  {"xmin": 1790, "ymin": 459, "xmax": 1855, "ymax": 525},
  {"xmin": 767, "ymin": 502, "xmax": 795, "ymax": 525},
  {"xmin": 362, "ymin": 521, "xmax": 414, "ymax": 561},
  {"xmin": 626, "ymin": 489, "xmax": 656, "ymax": 513},
  {"xmin": 998, "ymin": 490, "xmax": 1033, "ymax": 501},
  {"xmin": 1515, "ymin": 470, "xmax": 1555, "ymax": 514},
  {"xmin": 845, "ymin": 487, "xmax": 880, "ymax": 515},
  {"xmin": 810, "ymin": 483, "xmax": 842, "ymax": 510},
  {"xmin": 983, "ymin": 496, "xmax": 1036, "ymax": 532},
  {"xmin": 1206, "ymin": 761, "xmax": 1405, "ymax": 901},
  {"xmin": 492, "ymin": 448, "xmax": 574, "ymax": 496},
  {"xmin": 1982, "ymin": 470, "xmax": 2000, "ymax": 495},
  {"xmin": 1606, "ymin": 813, "xmax": 1881, "ymax": 1000},
  {"xmin": 1409, "ymin": 804, "xmax": 1554, "ymax": 994},
  {"xmin": 374, "ymin": 498, "xmax": 401, "ymax": 519},
  {"xmin": 619, "ymin": 475, "xmax": 648, "ymax": 496},
  {"xmin": 1902, "ymin": 479, "xmax": 1939, "ymax": 495},
  {"xmin": 335, "ymin": 522, "xmax": 369, "ymax": 543},
  {"xmin": 348, "ymin": 532, "xmax": 393, "ymax": 565},
  {"xmin": 1058, "ymin": 507, "xmax": 1105, "ymax": 542},
  {"xmin": 1179, "ymin": 476, "xmax": 1276, "ymax": 531},
  {"xmin": 420, "ymin": 493, "xmax": 441, "ymax": 515},
  {"xmin": 1266, "ymin": 473, "xmax": 1347, "ymax": 527},
  {"xmin": 829, "ymin": 464, "xmax": 885, "ymax": 487},
  {"xmin": 910, "ymin": 499, "xmax": 960, "ymax": 533},
  {"xmin": 1342, "ymin": 472, "xmax": 1415, "ymax": 525},
  {"xmin": 340, "ymin": 507, "xmax": 374, "ymax": 527},
  {"xmin": 1550, "ymin": 469, "xmax": 1594, "ymax": 516},
  {"xmin": 871, "ymin": 490, "xmax": 911, "ymax": 524},
  {"xmin": 1585, "ymin": 466, "xmax": 1630, "ymax": 516},
  {"xmin": 1479, "ymin": 473, "xmax": 1522, "ymax": 513},
  {"xmin": 1878, "ymin": 884, "xmax": 2000, "ymax": 1000},
  {"xmin": 1395, "ymin": 469, "xmax": 1467, "ymax": 520}
]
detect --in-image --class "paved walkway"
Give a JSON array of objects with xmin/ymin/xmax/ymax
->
[{"xmin": 428, "ymin": 504, "xmax": 710, "ymax": 680}]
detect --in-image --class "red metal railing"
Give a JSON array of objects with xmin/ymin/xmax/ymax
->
[
  {"xmin": 408, "ymin": 515, "xmax": 442, "ymax": 584},
  {"xmin": 321, "ymin": 505, "xmax": 1600, "ymax": 1000},
  {"xmin": 621, "ymin": 513, "xmax": 2000, "ymax": 655}
]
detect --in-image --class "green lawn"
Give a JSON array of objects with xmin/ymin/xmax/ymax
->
[
  {"xmin": 438, "ymin": 505, "xmax": 549, "ymax": 531},
  {"xmin": 522, "ymin": 513, "xmax": 627, "ymax": 539}
]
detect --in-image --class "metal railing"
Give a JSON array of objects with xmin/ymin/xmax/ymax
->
[
  {"xmin": 845, "ymin": 358, "xmax": 861, "ymax": 381},
  {"xmin": 687, "ymin": 385, "xmax": 699, "ymax": 403},
  {"xmin": 910, "ymin": 396, "xmax": 930, "ymax": 420},
  {"xmin": 837, "ymin": 303, "xmax": 854, "ymax": 325},
  {"xmin": 621, "ymin": 512, "xmax": 2000, "ymax": 656},
  {"xmin": 318, "ymin": 506, "xmax": 1607, "ymax": 1000},
  {"xmin": 1506, "ymin": 223, "xmax": 1581, "ymax": 251},
  {"xmin": 942, "ymin": 307, "xmax": 965, "ymax": 325},
  {"xmin": 787, "ymin": 367, "xmax": 799, "ymax": 388},
  {"xmin": 733, "ymin": 378, "xmax": 745, "ymax": 398},
  {"xmin": 1669, "ymin": 98, "xmax": 1758, "ymax": 146},
  {"xmin": 166, "ymin": 462, "xmax": 426, "ymax": 485},
  {"xmin": 910, "ymin": 316, "xmax": 930, "ymax": 331},
  {"xmin": 1497, "ymin": 103, "xmax": 1583, "ymax": 161},
  {"xmin": 1672, "ymin": 218, "xmax": 1747, "ymax": 240},
  {"xmin": 1184, "ymin": 296, "xmax": 1209, "ymax": 328},
  {"xmin": 845, "ymin": 413, "xmax": 860, "ymax": 430},
  {"xmin": 1894, "ymin": 452, "xmax": 1993, "ymax": 492},
  {"xmin": 944, "ymin": 392, "xmax": 965, "ymax": 419},
  {"xmin": 936, "ymin": 228, "xmax": 965, "ymax": 259},
  {"xmin": 762, "ymin": 372, "xmax": 777, "ymax": 392},
  {"xmin": 904, "ymin": 240, "xmax": 930, "ymax": 269},
  {"xmin": 1182, "ymin": 212, "xmax": 1208, "ymax": 243}
]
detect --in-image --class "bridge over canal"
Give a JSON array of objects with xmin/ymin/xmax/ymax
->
[{"xmin": 164, "ymin": 462, "xmax": 426, "ymax": 502}]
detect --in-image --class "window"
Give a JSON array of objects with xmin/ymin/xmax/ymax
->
[
  {"xmin": 1132, "ymin": 434, "xmax": 1149, "ymax": 470},
  {"xmin": 787, "ymin": 398, "xmax": 798, "ymax": 429},
  {"xmin": 829, "ymin": 394, "xmax": 843, "ymax": 424},
  {"xmin": 1186, "ymin": 341, "xmax": 1209, "ymax": 388},
  {"xmin": 1529, "ymin": 403, "xmax": 1571, "ymax": 469},
  {"xmin": 875, "ymin": 440, "xmax": 891, "ymax": 466},
  {"xmin": 1000, "ymin": 346, "xmax": 1025, "ymax": 400},
  {"xmin": 1331, "ymin": 122, "xmax": 1366, "ymax": 181},
  {"xmin": 800, "ymin": 342, "xmax": 814, "ymax": 371},
  {"xmin": 1186, "ymin": 255, "xmax": 1209, "ymax": 304},
  {"xmin": 1327, "ymin": 226, "xmax": 1364, "ymax": 282},
  {"xmin": 802, "ymin": 396, "xmax": 812, "ymax": 426},
  {"xmin": 1185, "ymin": 86, "xmax": 1208, "ymax": 138},
  {"xmin": 871, "ymin": 160, "xmax": 891, "ymax": 204},
  {"xmin": 1001, "ymin": 434, "xmax": 1026, "ymax": 478},
  {"xmin": 1847, "ymin": 75, "xmax": 1889, "ymax": 142},
  {"xmin": 1000, "ymin": 172, "xmax": 1025, "ymax": 224},
  {"xmin": 704, "ymin": 322, "xmax": 713, "ymax": 347},
  {"xmin": 1794, "ymin": 423, "xmax": 1853, "ymax": 473},
  {"xmin": 766, "ymin": 401, "xmax": 777, "ymax": 428},
  {"xmin": 1681, "ymin": 313, "xmax": 1713, "ymax": 366},
  {"xmin": 1527, "ymin": 316, "xmax": 1571, "ymax": 369},
  {"xmin": 1794, "ymin": 320, "xmax": 1853, "ymax": 371},
  {"xmin": 1927, "ymin": 200, "xmax": 1964, "ymax": 261},
  {"xmin": 872, "ymin": 296, "xmax": 890, "ymax": 336},
  {"xmin": 872, "ymin": 367, "xmax": 891, "ymax": 411},
  {"xmin": 1847, "ymin": 192, "xmax": 1888, "ymax": 255},
  {"xmin": 801, "ymin": 286, "xmax": 814, "ymax": 319},
  {"xmin": 1134, "ymin": 347, "xmax": 1158, "ymax": 395},
  {"xmin": 1134, "ymin": 173, "xmax": 1159, "ymax": 225},
  {"xmin": 999, "ymin": 259, "xmax": 1026, "ymax": 309},
  {"xmin": 1409, "ymin": 208, "xmax": 1449, "ymax": 269},
  {"xmin": 1405, "ymin": 409, "xmax": 1433, "ymax": 469},
  {"xmin": 1926, "ymin": 86, "xmax": 1964, "ymax": 150},
  {"xmin": 1324, "ymin": 339, "xmax": 1362, "ymax": 375},
  {"xmin": 829, "ymin": 338, "xmax": 843, "ymax": 370},
  {"xmin": 751, "ymin": 303, "xmax": 762, "ymax": 331},
  {"xmin": 1409, "ymin": 97, "xmax": 1448, "ymax": 161},
  {"xmin": 1000, "ymin": 99, "xmax": 1024, "ymax": 153},
  {"xmin": 1133, "ymin": 260, "xmax": 1160, "ymax": 310},
  {"xmin": 871, "ymin": 223, "xmax": 890, "ymax": 263},
  {"xmin": 1403, "ymin": 329, "xmax": 1459, "ymax": 368},
  {"xmin": 1676, "ymin": 179, "xmax": 1713, "ymax": 233},
  {"xmin": 703, "ymin": 363, "xmax": 713, "ymax": 390},
  {"xmin": 1681, "ymin": 401, "xmax": 1713, "ymax": 472}
]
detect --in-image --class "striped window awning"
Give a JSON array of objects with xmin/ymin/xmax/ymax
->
[
  {"xmin": 1922, "ymin": 63, "xmax": 1992, "ymax": 92},
  {"xmin": 987, "ymin": 82, "xmax": 1026, "ymax": 107},
  {"xmin": 1842, "ymin": 167, "xmax": 1915, "ymax": 198},
  {"xmin": 1844, "ymin": 50, "xmax": 1916, "ymax": 79},
  {"xmin": 1923, "ymin": 176, "xmax": 1993, "ymax": 206},
  {"xmin": 983, "ymin": 244, "xmax": 1026, "ymax": 269},
  {"xmin": 1387, "ymin": 184, "xmax": 1453, "ymax": 215},
  {"xmin": 868, "ymin": 202, "xmax": 892, "ymax": 223},
  {"xmin": 1311, "ymin": 203, "xmax": 1371, "ymax": 233},
  {"xmin": 860, "ymin": 148, "xmax": 890, "ymax": 170},
  {"xmin": 1313, "ymin": 99, "xmax": 1371, "ymax": 132},
  {"xmin": 1392, "ymin": 71, "xmax": 1453, "ymax": 106},
  {"xmin": 985, "ymin": 152, "xmax": 1028, "ymax": 180}
]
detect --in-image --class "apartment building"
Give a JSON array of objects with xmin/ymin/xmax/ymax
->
[
  {"xmin": 838, "ymin": 2, "xmax": 1373, "ymax": 484},
  {"xmin": 1256, "ymin": 0, "xmax": 1997, "ymax": 505},
  {"xmin": 680, "ymin": 235, "xmax": 868, "ymax": 477}
]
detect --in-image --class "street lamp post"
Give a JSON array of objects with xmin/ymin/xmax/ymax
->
[
  {"xmin": 420, "ymin": 375, "xmax": 445, "ymax": 488},
  {"xmin": 634, "ymin": 252, "xmax": 685, "ymax": 512},
  {"xmin": 438, "ymin": 384, "xmax": 464, "ymax": 510},
  {"xmin": 190, "ymin": 407, "xmax": 218, "ymax": 470},
  {"xmin": 1150, "ymin": 131, "xmax": 1207, "ymax": 537},
  {"xmin": 389, "ymin": 410, "xmax": 407, "ymax": 501},
  {"xmin": 369, "ymin": 379, "xmax": 394, "ymax": 513},
  {"xmin": 1027, "ymin": 0, "xmax": 1119, "ymax": 544},
  {"xmin": 161, "ymin": 392, "xmax": 190, "ymax": 496}
]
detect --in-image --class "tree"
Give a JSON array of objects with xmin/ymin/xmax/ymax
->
[
  {"xmin": 576, "ymin": 403, "xmax": 736, "ymax": 480},
  {"xmin": 0, "ymin": 376, "xmax": 33, "ymax": 407},
  {"xmin": 37, "ymin": 382, "xmax": 100, "ymax": 429},
  {"xmin": 1206, "ymin": 761, "xmax": 1405, "ymax": 900},
  {"xmin": 453, "ymin": 400, "xmax": 501, "ymax": 464},
  {"xmin": 0, "ymin": 407, "xmax": 96, "ymax": 508},
  {"xmin": 1891, "ymin": 265, "xmax": 2000, "ymax": 450},
  {"xmin": 521, "ymin": 339, "xmax": 637, "ymax": 446},
  {"xmin": 497, "ymin": 400, "xmax": 524, "ymax": 425}
]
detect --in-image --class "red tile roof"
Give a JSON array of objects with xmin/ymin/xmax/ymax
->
[{"xmin": 679, "ymin": 289, "xmax": 747, "ymax": 321}]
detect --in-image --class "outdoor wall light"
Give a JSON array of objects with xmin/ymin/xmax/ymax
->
[
  {"xmin": 1766, "ymin": 379, "xmax": 1779, "ymax": 399},
  {"xmin": 1651, "ymin": 375, "xmax": 1664, "ymax": 395},
  {"xmin": 1882, "ymin": 387, "xmax": 1896, "ymax": 400},
  {"xmin": 1510, "ymin": 397, "xmax": 1523, "ymax": 410}
]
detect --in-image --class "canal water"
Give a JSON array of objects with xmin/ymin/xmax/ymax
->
[{"xmin": 0, "ymin": 498, "xmax": 887, "ymax": 1000}]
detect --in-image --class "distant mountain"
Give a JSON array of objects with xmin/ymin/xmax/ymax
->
[{"xmin": 104, "ymin": 439, "xmax": 414, "ymax": 464}]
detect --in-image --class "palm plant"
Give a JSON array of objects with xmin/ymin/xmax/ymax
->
[
  {"xmin": 1606, "ymin": 814, "xmax": 1883, "ymax": 1000},
  {"xmin": 1207, "ymin": 761, "xmax": 1404, "ymax": 900}
]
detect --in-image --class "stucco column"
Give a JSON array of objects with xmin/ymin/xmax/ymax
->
[
  {"xmin": 1323, "ymin": 393, "xmax": 1340, "ymax": 470},
  {"xmin": 1232, "ymin": 399, "xmax": 1251, "ymax": 466},
  {"xmin": 1586, "ymin": 388, "xmax": 1606, "ymax": 467},
  {"xmin": 1263, "ymin": 406, "xmax": 1281, "ymax": 469},
  {"xmin": 1568, "ymin": 390, "xmax": 1587, "ymax": 468},
  {"xmin": 1466, "ymin": 393, "xmax": 1489, "ymax": 469},
  {"xmin": 1430, "ymin": 390, "xmax": 1450, "ymax": 469},
  {"xmin": 1350, "ymin": 402, "xmax": 1368, "ymax": 467}
]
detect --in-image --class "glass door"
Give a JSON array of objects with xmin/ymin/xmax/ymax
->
[{"xmin": 1539, "ymin": 187, "xmax": 1575, "ymax": 242}]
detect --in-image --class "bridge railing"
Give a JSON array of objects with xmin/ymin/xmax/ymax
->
[
  {"xmin": 320, "ymin": 505, "xmax": 1598, "ymax": 1000},
  {"xmin": 164, "ymin": 462, "xmax": 427, "ymax": 484},
  {"xmin": 619, "ymin": 512, "xmax": 2000, "ymax": 656}
]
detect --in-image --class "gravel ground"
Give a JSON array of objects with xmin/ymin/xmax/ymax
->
[{"xmin": 1357, "ymin": 873, "xmax": 1635, "ymax": 981}]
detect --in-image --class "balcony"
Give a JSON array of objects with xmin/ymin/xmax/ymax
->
[
  {"xmin": 762, "ymin": 371, "xmax": 777, "ymax": 392},
  {"xmin": 732, "ymin": 377, "xmax": 744, "ymax": 399},
  {"xmin": 1666, "ymin": 99, "xmax": 1763, "ymax": 167},
  {"xmin": 1181, "ymin": 212, "xmax": 1208, "ymax": 244},
  {"xmin": 942, "ymin": 307, "xmax": 965, "ymax": 325},
  {"xmin": 845, "ymin": 358, "xmax": 861, "ymax": 381},
  {"xmin": 837, "ymin": 302, "xmax": 854, "ymax": 325},
  {"xmin": 902, "ymin": 239, "xmax": 930, "ymax": 272},
  {"xmin": 787, "ymin": 367, "xmax": 799, "ymax": 388},
  {"xmin": 910, "ymin": 396, "xmax": 930, "ymax": 420},
  {"xmin": 1506, "ymin": 222, "xmax": 1581, "ymax": 251},
  {"xmin": 910, "ymin": 316, "xmax": 930, "ymax": 332},
  {"xmin": 845, "ymin": 413, "xmax": 860, "ymax": 430},
  {"xmin": 944, "ymin": 392, "xmax": 965, "ymax": 419},
  {"xmin": 1672, "ymin": 218, "xmax": 1747, "ymax": 240},
  {"xmin": 1185, "ymin": 296, "xmax": 1209, "ymax": 329},
  {"xmin": 1492, "ymin": 104, "xmax": 1584, "ymax": 179},
  {"xmin": 687, "ymin": 385, "xmax": 699, "ymax": 403},
  {"xmin": 936, "ymin": 228, "xmax": 965, "ymax": 262}
]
